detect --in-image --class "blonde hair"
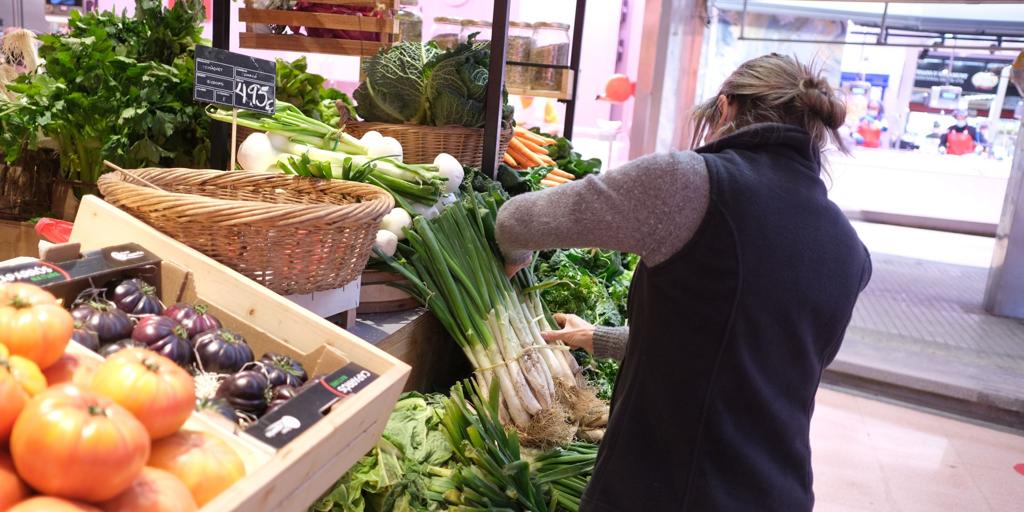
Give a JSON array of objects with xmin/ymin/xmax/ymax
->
[{"xmin": 691, "ymin": 54, "xmax": 847, "ymax": 153}]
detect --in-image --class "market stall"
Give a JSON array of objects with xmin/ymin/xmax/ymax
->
[{"xmin": 0, "ymin": 1, "xmax": 621, "ymax": 510}]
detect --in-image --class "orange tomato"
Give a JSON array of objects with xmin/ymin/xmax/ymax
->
[
  {"xmin": 149, "ymin": 430, "xmax": 245, "ymax": 506},
  {"xmin": 11, "ymin": 385, "xmax": 150, "ymax": 502},
  {"xmin": 0, "ymin": 283, "xmax": 72, "ymax": 369},
  {"xmin": 0, "ymin": 360, "xmax": 28, "ymax": 443},
  {"xmin": 100, "ymin": 467, "xmax": 197, "ymax": 512},
  {"xmin": 91, "ymin": 348, "xmax": 195, "ymax": 440},
  {"xmin": 43, "ymin": 352, "xmax": 100, "ymax": 388},
  {"xmin": 0, "ymin": 345, "xmax": 46, "ymax": 397},
  {"xmin": 0, "ymin": 451, "xmax": 30, "ymax": 510},
  {"xmin": 8, "ymin": 496, "xmax": 101, "ymax": 512}
]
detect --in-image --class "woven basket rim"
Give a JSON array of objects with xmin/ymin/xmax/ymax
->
[
  {"xmin": 97, "ymin": 167, "xmax": 394, "ymax": 227},
  {"xmin": 343, "ymin": 120, "xmax": 513, "ymax": 135}
]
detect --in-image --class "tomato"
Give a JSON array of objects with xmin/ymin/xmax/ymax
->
[
  {"xmin": 0, "ymin": 359, "xmax": 28, "ymax": 443},
  {"xmin": 0, "ymin": 345, "xmax": 46, "ymax": 396},
  {"xmin": 0, "ymin": 451, "xmax": 30, "ymax": 510},
  {"xmin": 0, "ymin": 283, "xmax": 59, "ymax": 307},
  {"xmin": 148, "ymin": 430, "xmax": 246, "ymax": 506},
  {"xmin": 8, "ymin": 496, "xmax": 101, "ymax": 512},
  {"xmin": 91, "ymin": 348, "xmax": 195, "ymax": 440},
  {"xmin": 43, "ymin": 352, "xmax": 100, "ymax": 388},
  {"xmin": 100, "ymin": 467, "xmax": 197, "ymax": 512},
  {"xmin": 0, "ymin": 283, "xmax": 72, "ymax": 369},
  {"xmin": 11, "ymin": 385, "xmax": 150, "ymax": 502}
]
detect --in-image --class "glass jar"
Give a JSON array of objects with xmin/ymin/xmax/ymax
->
[
  {"xmin": 430, "ymin": 17, "xmax": 463, "ymax": 50},
  {"xmin": 460, "ymin": 19, "xmax": 492, "ymax": 44},
  {"xmin": 529, "ymin": 22, "xmax": 571, "ymax": 91},
  {"xmin": 396, "ymin": 0, "xmax": 423, "ymax": 43},
  {"xmin": 505, "ymin": 21, "xmax": 534, "ymax": 90}
]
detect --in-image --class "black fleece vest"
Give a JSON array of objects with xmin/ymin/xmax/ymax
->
[{"xmin": 581, "ymin": 124, "xmax": 871, "ymax": 511}]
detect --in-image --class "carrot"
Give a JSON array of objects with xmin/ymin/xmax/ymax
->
[
  {"xmin": 539, "ymin": 156, "xmax": 557, "ymax": 167},
  {"xmin": 514, "ymin": 127, "xmax": 553, "ymax": 146},
  {"xmin": 518, "ymin": 136, "xmax": 549, "ymax": 156},
  {"xmin": 503, "ymin": 153, "xmax": 519, "ymax": 167},
  {"xmin": 548, "ymin": 169, "xmax": 574, "ymax": 180},
  {"xmin": 508, "ymin": 139, "xmax": 544, "ymax": 167},
  {"xmin": 545, "ymin": 173, "xmax": 570, "ymax": 184},
  {"xmin": 540, "ymin": 179, "xmax": 561, "ymax": 188}
]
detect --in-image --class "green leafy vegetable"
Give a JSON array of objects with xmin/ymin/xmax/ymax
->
[
  {"xmin": 573, "ymin": 350, "xmax": 620, "ymax": 401},
  {"xmin": 531, "ymin": 129, "xmax": 602, "ymax": 177},
  {"xmin": 534, "ymin": 249, "xmax": 638, "ymax": 327}
]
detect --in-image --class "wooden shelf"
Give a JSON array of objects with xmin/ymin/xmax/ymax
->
[
  {"xmin": 506, "ymin": 68, "xmax": 576, "ymax": 101},
  {"xmin": 239, "ymin": 33, "xmax": 389, "ymax": 57},
  {"xmin": 238, "ymin": 8, "xmax": 397, "ymax": 32}
]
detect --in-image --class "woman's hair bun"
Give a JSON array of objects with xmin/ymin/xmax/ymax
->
[{"xmin": 798, "ymin": 77, "xmax": 845, "ymax": 130}]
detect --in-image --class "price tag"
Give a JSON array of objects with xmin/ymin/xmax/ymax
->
[{"xmin": 194, "ymin": 45, "xmax": 276, "ymax": 115}]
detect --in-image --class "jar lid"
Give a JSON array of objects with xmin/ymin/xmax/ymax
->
[
  {"xmin": 434, "ymin": 17, "xmax": 461, "ymax": 24},
  {"xmin": 399, "ymin": 0, "xmax": 418, "ymax": 6},
  {"xmin": 509, "ymin": 21, "xmax": 533, "ymax": 28},
  {"xmin": 460, "ymin": 19, "xmax": 492, "ymax": 27},
  {"xmin": 533, "ymin": 22, "xmax": 571, "ymax": 30}
]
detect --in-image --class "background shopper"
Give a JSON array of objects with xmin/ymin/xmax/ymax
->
[{"xmin": 495, "ymin": 53, "xmax": 872, "ymax": 512}]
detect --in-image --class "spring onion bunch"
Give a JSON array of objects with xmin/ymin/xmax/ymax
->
[
  {"xmin": 438, "ymin": 380, "xmax": 597, "ymax": 512},
  {"xmin": 378, "ymin": 190, "xmax": 607, "ymax": 441},
  {"xmin": 208, "ymin": 101, "xmax": 460, "ymax": 210}
]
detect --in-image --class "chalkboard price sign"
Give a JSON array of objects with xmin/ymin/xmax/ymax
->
[{"xmin": 194, "ymin": 45, "xmax": 276, "ymax": 114}]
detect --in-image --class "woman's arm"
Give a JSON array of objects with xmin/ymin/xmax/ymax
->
[
  {"xmin": 494, "ymin": 151, "xmax": 710, "ymax": 268},
  {"xmin": 593, "ymin": 326, "xmax": 630, "ymax": 361},
  {"xmin": 540, "ymin": 314, "xmax": 630, "ymax": 362}
]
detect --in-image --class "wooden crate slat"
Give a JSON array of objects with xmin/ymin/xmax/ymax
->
[
  {"xmin": 239, "ymin": 8, "xmax": 398, "ymax": 33},
  {"xmin": 240, "ymin": 32, "xmax": 388, "ymax": 57},
  {"xmin": 305, "ymin": 0, "xmax": 398, "ymax": 6}
]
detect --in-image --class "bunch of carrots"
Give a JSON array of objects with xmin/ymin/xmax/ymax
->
[{"xmin": 504, "ymin": 127, "xmax": 576, "ymax": 188}]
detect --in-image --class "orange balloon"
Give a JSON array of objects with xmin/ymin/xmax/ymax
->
[{"xmin": 602, "ymin": 74, "xmax": 635, "ymax": 102}]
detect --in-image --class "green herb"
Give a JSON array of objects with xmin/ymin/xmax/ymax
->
[
  {"xmin": 534, "ymin": 249, "xmax": 637, "ymax": 327},
  {"xmin": 275, "ymin": 56, "xmax": 355, "ymax": 126}
]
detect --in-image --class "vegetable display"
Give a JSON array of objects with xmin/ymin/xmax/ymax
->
[
  {"xmin": 376, "ymin": 191, "xmax": 607, "ymax": 442},
  {"xmin": 0, "ymin": 0, "xmax": 210, "ymax": 185},
  {"xmin": 354, "ymin": 38, "xmax": 514, "ymax": 128}
]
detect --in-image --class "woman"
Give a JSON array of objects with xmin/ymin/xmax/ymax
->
[
  {"xmin": 495, "ymin": 54, "xmax": 872, "ymax": 511},
  {"xmin": 939, "ymin": 109, "xmax": 985, "ymax": 155}
]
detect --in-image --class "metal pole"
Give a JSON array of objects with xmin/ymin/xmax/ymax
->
[
  {"xmin": 563, "ymin": 0, "xmax": 587, "ymax": 140},
  {"xmin": 734, "ymin": 36, "xmax": 1024, "ymax": 52},
  {"xmin": 740, "ymin": 0, "xmax": 747, "ymax": 40},
  {"xmin": 210, "ymin": 0, "xmax": 231, "ymax": 171},
  {"xmin": 877, "ymin": 2, "xmax": 889, "ymax": 45},
  {"xmin": 481, "ymin": 0, "xmax": 510, "ymax": 179}
]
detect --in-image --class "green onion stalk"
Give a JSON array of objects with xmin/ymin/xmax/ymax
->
[
  {"xmin": 439, "ymin": 380, "xmax": 598, "ymax": 512},
  {"xmin": 207, "ymin": 101, "xmax": 447, "ymax": 208},
  {"xmin": 378, "ymin": 191, "xmax": 584, "ymax": 432}
]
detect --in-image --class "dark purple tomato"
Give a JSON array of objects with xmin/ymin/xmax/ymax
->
[
  {"xmin": 215, "ymin": 370, "xmax": 269, "ymax": 417},
  {"xmin": 164, "ymin": 303, "xmax": 222, "ymax": 339},
  {"xmin": 71, "ymin": 325, "xmax": 100, "ymax": 352},
  {"xmin": 72, "ymin": 300, "xmax": 133, "ymax": 344},
  {"xmin": 254, "ymin": 353, "xmax": 308, "ymax": 388},
  {"xmin": 195, "ymin": 397, "xmax": 236, "ymax": 422},
  {"xmin": 98, "ymin": 338, "xmax": 147, "ymax": 358},
  {"xmin": 192, "ymin": 328, "xmax": 253, "ymax": 374},
  {"xmin": 265, "ymin": 385, "xmax": 298, "ymax": 416},
  {"xmin": 131, "ymin": 316, "xmax": 193, "ymax": 368},
  {"xmin": 110, "ymin": 278, "xmax": 164, "ymax": 315}
]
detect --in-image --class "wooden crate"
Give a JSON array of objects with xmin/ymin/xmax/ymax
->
[
  {"xmin": 69, "ymin": 195, "xmax": 411, "ymax": 511},
  {"xmin": 238, "ymin": 0, "xmax": 399, "ymax": 57}
]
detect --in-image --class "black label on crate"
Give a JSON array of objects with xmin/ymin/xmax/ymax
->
[
  {"xmin": 0, "ymin": 261, "xmax": 69, "ymax": 286},
  {"xmin": 193, "ymin": 45, "xmax": 276, "ymax": 115},
  {"xmin": 245, "ymin": 363, "xmax": 378, "ymax": 449}
]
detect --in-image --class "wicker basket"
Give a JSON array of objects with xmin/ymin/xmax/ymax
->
[
  {"xmin": 342, "ymin": 121, "xmax": 514, "ymax": 167},
  {"xmin": 97, "ymin": 167, "xmax": 394, "ymax": 296}
]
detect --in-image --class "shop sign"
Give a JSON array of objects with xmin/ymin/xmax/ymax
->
[
  {"xmin": 914, "ymin": 56, "xmax": 1019, "ymax": 97},
  {"xmin": 193, "ymin": 45, "xmax": 277, "ymax": 114}
]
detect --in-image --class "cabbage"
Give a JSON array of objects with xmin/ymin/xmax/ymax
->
[
  {"xmin": 353, "ymin": 42, "xmax": 441, "ymax": 124},
  {"xmin": 354, "ymin": 38, "xmax": 513, "ymax": 128}
]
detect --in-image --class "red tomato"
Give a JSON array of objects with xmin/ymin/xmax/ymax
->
[
  {"xmin": 100, "ymin": 467, "xmax": 197, "ymax": 512},
  {"xmin": 91, "ymin": 348, "xmax": 195, "ymax": 440},
  {"xmin": 43, "ymin": 352, "xmax": 100, "ymax": 388},
  {"xmin": 0, "ymin": 451, "xmax": 30, "ymax": 510},
  {"xmin": 0, "ymin": 283, "xmax": 72, "ymax": 369},
  {"xmin": 148, "ymin": 430, "xmax": 246, "ymax": 506},
  {"xmin": 11, "ymin": 385, "xmax": 150, "ymax": 502}
]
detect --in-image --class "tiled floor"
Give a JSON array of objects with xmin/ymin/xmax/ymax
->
[{"xmin": 811, "ymin": 387, "xmax": 1024, "ymax": 512}]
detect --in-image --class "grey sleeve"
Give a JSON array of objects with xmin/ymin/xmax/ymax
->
[
  {"xmin": 494, "ymin": 151, "xmax": 710, "ymax": 267},
  {"xmin": 593, "ymin": 326, "xmax": 629, "ymax": 361}
]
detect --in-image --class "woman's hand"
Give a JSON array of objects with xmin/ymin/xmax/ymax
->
[{"xmin": 540, "ymin": 313, "xmax": 596, "ymax": 354}]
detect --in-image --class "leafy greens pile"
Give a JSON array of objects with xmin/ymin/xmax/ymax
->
[
  {"xmin": 535, "ymin": 249, "xmax": 638, "ymax": 328},
  {"xmin": 354, "ymin": 38, "xmax": 513, "ymax": 128},
  {"xmin": 0, "ymin": 0, "xmax": 209, "ymax": 184},
  {"xmin": 275, "ymin": 56, "xmax": 356, "ymax": 126}
]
